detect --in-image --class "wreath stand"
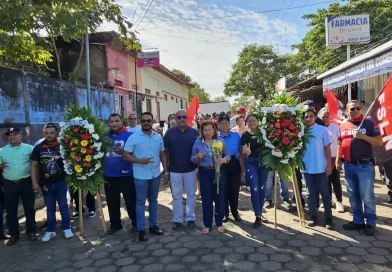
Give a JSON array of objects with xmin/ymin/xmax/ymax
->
[
  {"xmin": 273, "ymin": 170, "xmax": 306, "ymax": 228},
  {"xmin": 78, "ymin": 188, "xmax": 107, "ymax": 235}
]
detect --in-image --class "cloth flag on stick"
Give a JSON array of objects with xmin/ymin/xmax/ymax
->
[
  {"xmin": 325, "ymin": 88, "xmax": 347, "ymax": 124},
  {"xmin": 187, "ymin": 96, "xmax": 200, "ymax": 127}
]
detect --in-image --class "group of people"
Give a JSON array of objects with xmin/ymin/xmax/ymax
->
[{"xmin": 0, "ymin": 98, "xmax": 384, "ymax": 247}]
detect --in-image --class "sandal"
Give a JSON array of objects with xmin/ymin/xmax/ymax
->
[
  {"xmin": 217, "ymin": 226, "xmax": 225, "ymax": 233},
  {"xmin": 202, "ymin": 228, "xmax": 210, "ymax": 234}
]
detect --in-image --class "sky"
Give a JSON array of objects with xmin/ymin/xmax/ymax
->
[{"xmin": 101, "ymin": 0, "xmax": 339, "ymax": 103}]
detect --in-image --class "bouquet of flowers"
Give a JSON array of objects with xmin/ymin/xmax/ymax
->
[
  {"xmin": 59, "ymin": 105, "xmax": 111, "ymax": 193},
  {"xmin": 252, "ymin": 93, "xmax": 312, "ymax": 179},
  {"xmin": 212, "ymin": 140, "xmax": 224, "ymax": 193}
]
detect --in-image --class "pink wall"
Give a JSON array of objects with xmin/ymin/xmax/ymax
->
[{"xmin": 106, "ymin": 44, "xmax": 130, "ymax": 89}]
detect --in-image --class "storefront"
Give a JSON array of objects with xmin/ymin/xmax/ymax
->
[{"xmin": 318, "ymin": 40, "xmax": 392, "ymax": 110}]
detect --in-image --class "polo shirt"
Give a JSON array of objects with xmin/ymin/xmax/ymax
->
[
  {"xmin": 124, "ymin": 130, "xmax": 165, "ymax": 180},
  {"xmin": 127, "ymin": 126, "xmax": 141, "ymax": 134},
  {"xmin": 302, "ymin": 124, "xmax": 331, "ymax": 174},
  {"xmin": 163, "ymin": 126, "xmax": 199, "ymax": 173},
  {"xmin": 190, "ymin": 138, "xmax": 231, "ymax": 167},
  {"xmin": 218, "ymin": 131, "xmax": 241, "ymax": 159},
  {"xmin": 0, "ymin": 143, "xmax": 33, "ymax": 180}
]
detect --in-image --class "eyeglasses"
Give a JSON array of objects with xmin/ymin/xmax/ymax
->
[
  {"xmin": 350, "ymin": 107, "xmax": 361, "ymax": 112},
  {"xmin": 129, "ymin": 118, "xmax": 137, "ymax": 120},
  {"xmin": 141, "ymin": 119, "xmax": 152, "ymax": 124},
  {"xmin": 176, "ymin": 116, "xmax": 187, "ymax": 120}
]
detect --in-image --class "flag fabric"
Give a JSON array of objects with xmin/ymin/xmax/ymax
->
[
  {"xmin": 325, "ymin": 88, "xmax": 347, "ymax": 124},
  {"xmin": 187, "ymin": 96, "xmax": 200, "ymax": 127}
]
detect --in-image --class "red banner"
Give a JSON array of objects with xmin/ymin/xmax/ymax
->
[
  {"xmin": 187, "ymin": 96, "xmax": 200, "ymax": 127},
  {"xmin": 367, "ymin": 77, "xmax": 392, "ymax": 151},
  {"xmin": 325, "ymin": 88, "xmax": 347, "ymax": 124}
]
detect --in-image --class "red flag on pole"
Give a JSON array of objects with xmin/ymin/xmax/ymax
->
[
  {"xmin": 187, "ymin": 96, "xmax": 200, "ymax": 127},
  {"xmin": 325, "ymin": 88, "xmax": 347, "ymax": 124}
]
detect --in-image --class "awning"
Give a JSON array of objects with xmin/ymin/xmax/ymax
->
[{"xmin": 317, "ymin": 40, "xmax": 392, "ymax": 89}]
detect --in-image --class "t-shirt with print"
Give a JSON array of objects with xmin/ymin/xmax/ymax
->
[
  {"xmin": 31, "ymin": 141, "xmax": 66, "ymax": 184},
  {"xmin": 240, "ymin": 131, "xmax": 262, "ymax": 158}
]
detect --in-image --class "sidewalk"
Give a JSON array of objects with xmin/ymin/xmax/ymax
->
[{"xmin": 0, "ymin": 176, "xmax": 392, "ymax": 272}]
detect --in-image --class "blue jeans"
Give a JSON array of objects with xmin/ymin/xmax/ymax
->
[
  {"xmin": 246, "ymin": 157, "xmax": 269, "ymax": 217},
  {"xmin": 265, "ymin": 171, "xmax": 290, "ymax": 201},
  {"xmin": 344, "ymin": 162, "xmax": 377, "ymax": 225},
  {"xmin": 134, "ymin": 176, "xmax": 161, "ymax": 231},
  {"xmin": 198, "ymin": 167, "xmax": 226, "ymax": 228},
  {"xmin": 41, "ymin": 180, "xmax": 71, "ymax": 232},
  {"xmin": 304, "ymin": 173, "xmax": 332, "ymax": 218}
]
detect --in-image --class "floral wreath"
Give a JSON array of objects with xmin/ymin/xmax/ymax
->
[
  {"xmin": 253, "ymin": 93, "xmax": 312, "ymax": 179},
  {"xmin": 59, "ymin": 105, "xmax": 111, "ymax": 193}
]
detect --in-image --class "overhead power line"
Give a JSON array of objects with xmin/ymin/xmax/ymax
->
[
  {"xmin": 131, "ymin": 0, "xmax": 142, "ymax": 24},
  {"xmin": 135, "ymin": 0, "xmax": 155, "ymax": 30},
  {"xmin": 139, "ymin": 0, "xmax": 175, "ymax": 31}
]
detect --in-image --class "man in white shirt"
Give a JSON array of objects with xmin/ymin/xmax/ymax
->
[
  {"xmin": 320, "ymin": 111, "xmax": 344, "ymax": 213},
  {"xmin": 127, "ymin": 113, "xmax": 141, "ymax": 133},
  {"xmin": 230, "ymin": 107, "xmax": 246, "ymax": 128}
]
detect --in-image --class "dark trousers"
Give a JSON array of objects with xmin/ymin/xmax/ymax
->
[
  {"xmin": 3, "ymin": 178, "xmax": 36, "ymax": 237},
  {"xmin": 223, "ymin": 158, "xmax": 241, "ymax": 217},
  {"xmin": 304, "ymin": 173, "xmax": 332, "ymax": 219},
  {"xmin": 328, "ymin": 160, "xmax": 342, "ymax": 202},
  {"xmin": 71, "ymin": 188, "xmax": 96, "ymax": 212},
  {"xmin": 292, "ymin": 168, "xmax": 305, "ymax": 206},
  {"xmin": 198, "ymin": 167, "xmax": 225, "ymax": 228},
  {"xmin": 0, "ymin": 188, "xmax": 4, "ymax": 232},
  {"xmin": 104, "ymin": 176, "xmax": 136, "ymax": 227}
]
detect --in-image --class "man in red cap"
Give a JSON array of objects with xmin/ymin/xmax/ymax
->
[{"xmin": 230, "ymin": 106, "xmax": 246, "ymax": 128}]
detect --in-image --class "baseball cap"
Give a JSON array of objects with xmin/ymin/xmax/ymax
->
[
  {"xmin": 5, "ymin": 127, "xmax": 21, "ymax": 135},
  {"xmin": 236, "ymin": 106, "xmax": 246, "ymax": 113},
  {"xmin": 304, "ymin": 100, "xmax": 315, "ymax": 107},
  {"xmin": 218, "ymin": 113, "xmax": 230, "ymax": 122}
]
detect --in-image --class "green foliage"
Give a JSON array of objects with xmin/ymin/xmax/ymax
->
[
  {"xmin": 0, "ymin": 0, "xmax": 140, "ymax": 75},
  {"xmin": 212, "ymin": 95, "xmax": 227, "ymax": 102},
  {"xmin": 251, "ymin": 92, "xmax": 312, "ymax": 180},
  {"xmin": 293, "ymin": 0, "xmax": 392, "ymax": 73},
  {"xmin": 62, "ymin": 104, "xmax": 112, "ymax": 193},
  {"xmin": 171, "ymin": 69, "xmax": 212, "ymax": 103},
  {"xmin": 224, "ymin": 45, "xmax": 289, "ymax": 99}
]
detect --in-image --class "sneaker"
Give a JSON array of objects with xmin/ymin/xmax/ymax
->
[
  {"xmin": 252, "ymin": 217, "xmax": 262, "ymax": 229},
  {"xmin": 223, "ymin": 216, "xmax": 229, "ymax": 223},
  {"xmin": 71, "ymin": 210, "xmax": 86, "ymax": 219},
  {"xmin": 364, "ymin": 225, "xmax": 376, "ymax": 236},
  {"xmin": 107, "ymin": 225, "xmax": 123, "ymax": 234},
  {"xmin": 307, "ymin": 216, "xmax": 318, "ymax": 227},
  {"xmin": 64, "ymin": 229, "xmax": 74, "ymax": 239},
  {"xmin": 88, "ymin": 211, "xmax": 96, "ymax": 218},
  {"xmin": 282, "ymin": 199, "xmax": 292, "ymax": 209},
  {"xmin": 38, "ymin": 222, "xmax": 47, "ymax": 232},
  {"xmin": 42, "ymin": 232, "xmax": 56, "ymax": 242},
  {"xmin": 325, "ymin": 218, "xmax": 334, "ymax": 230},
  {"xmin": 265, "ymin": 200, "xmax": 273, "ymax": 209},
  {"xmin": 172, "ymin": 222, "xmax": 182, "ymax": 231},
  {"xmin": 343, "ymin": 221, "xmax": 365, "ymax": 230},
  {"xmin": 336, "ymin": 201, "xmax": 345, "ymax": 213}
]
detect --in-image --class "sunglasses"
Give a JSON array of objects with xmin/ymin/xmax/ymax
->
[
  {"xmin": 176, "ymin": 116, "xmax": 187, "ymax": 120},
  {"xmin": 350, "ymin": 107, "xmax": 361, "ymax": 112},
  {"xmin": 141, "ymin": 119, "xmax": 152, "ymax": 124}
]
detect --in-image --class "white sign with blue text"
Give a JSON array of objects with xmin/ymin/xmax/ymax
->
[{"xmin": 325, "ymin": 14, "xmax": 370, "ymax": 48}]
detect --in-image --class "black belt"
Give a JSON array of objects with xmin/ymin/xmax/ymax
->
[
  {"xmin": 345, "ymin": 158, "xmax": 373, "ymax": 165},
  {"xmin": 4, "ymin": 177, "xmax": 31, "ymax": 184}
]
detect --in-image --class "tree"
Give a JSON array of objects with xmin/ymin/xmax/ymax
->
[
  {"xmin": 171, "ymin": 69, "xmax": 212, "ymax": 103},
  {"xmin": 230, "ymin": 96, "xmax": 256, "ymax": 112},
  {"xmin": 212, "ymin": 95, "xmax": 227, "ymax": 102},
  {"xmin": 224, "ymin": 44, "xmax": 288, "ymax": 99},
  {"xmin": 293, "ymin": 0, "xmax": 392, "ymax": 73},
  {"xmin": 0, "ymin": 0, "xmax": 140, "ymax": 78}
]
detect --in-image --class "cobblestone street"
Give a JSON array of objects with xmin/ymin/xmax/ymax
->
[{"xmin": 1, "ymin": 176, "xmax": 392, "ymax": 272}]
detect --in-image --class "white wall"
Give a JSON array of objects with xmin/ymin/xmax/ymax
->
[{"xmin": 140, "ymin": 67, "xmax": 189, "ymax": 122}]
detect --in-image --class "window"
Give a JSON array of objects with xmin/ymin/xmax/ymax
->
[
  {"xmin": 185, "ymin": 102, "xmax": 188, "ymax": 109},
  {"xmin": 146, "ymin": 98, "xmax": 152, "ymax": 112},
  {"xmin": 176, "ymin": 98, "xmax": 178, "ymax": 103},
  {"xmin": 156, "ymin": 92, "xmax": 160, "ymax": 96},
  {"xmin": 171, "ymin": 96, "xmax": 174, "ymax": 100},
  {"xmin": 164, "ymin": 94, "xmax": 168, "ymax": 101},
  {"xmin": 145, "ymin": 88, "xmax": 151, "ymax": 94},
  {"xmin": 180, "ymin": 99, "xmax": 183, "ymax": 108}
]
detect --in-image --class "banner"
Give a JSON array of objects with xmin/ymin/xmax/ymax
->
[
  {"xmin": 366, "ymin": 77, "xmax": 392, "ymax": 152},
  {"xmin": 137, "ymin": 51, "xmax": 160, "ymax": 68},
  {"xmin": 187, "ymin": 96, "xmax": 200, "ymax": 127},
  {"xmin": 325, "ymin": 89, "xmax": 347, "ymax": 124}
]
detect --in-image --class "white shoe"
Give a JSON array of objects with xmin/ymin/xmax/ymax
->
[
  {"xmin": 42, "ymin": 232, "xmax": 56, "ymax": 242},
  {"xmin": 336, "ymin": 201, "xmax": 345, "ymax": 213},
  {"xmin": 64, "ymin": 229, "xmax": 74, "ymax": 239}
]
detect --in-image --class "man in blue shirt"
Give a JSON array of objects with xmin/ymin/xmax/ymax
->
[
  {"xmin": 303, "ymin": 109, "xmax": 333, "ymax": 229},
  {"xmin": 164, "ymin": 109, "xmax": 199, "ymax": 230},
  {"xmin": 124, "ymin": 112, "xmax": 168, "ymax": 242},
  {"xmin": 218, "ymin": 113, "xmax": 242, "ymax": 222},
  {"xmin": 104, "ymin": 113, "xmax": 136, "ymax": 234}
]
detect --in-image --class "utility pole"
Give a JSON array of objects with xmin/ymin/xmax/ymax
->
[{"xmin": 86, "ymin": 33, "xmax": 91, "ymax": 108}]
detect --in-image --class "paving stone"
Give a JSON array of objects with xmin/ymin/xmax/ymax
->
[
  {"xmin": 234, "ymin": 245, "xmax": 255, "ymax": 254},
  {"xmin": 80, "ymin": 267, "xmax": 100, "ymax": 272},
  {"xmin": 260, "ymin": 261, "xmax": 283, "ymax": 270},
  {"xmin": 338, "ymin": 255, "xmax": 364, "ymax": 264},
  {"xmin": 183, "ymin": 241, "xmax": 203, "ymax": 249},
  {"xmin": 257, "ymin": 246, "xmax": 278, "ymax": 254},
  {"xmin": 94, "ymin": 258, "xmax": 114, "ymax": 266},
  {"xmin": 119, "ymin": 265, "xmax": 142, "ymax": 272},
  {"xmin": 97, "ymin": 266, "xmax": 117, "ymax": 272},
  {"xmin": 73, "ymin": 259, "xmax": 94, "ymax": 268},
  {"xmin": 349, "ymin": 241, "xmax": 373, "ymax": 248},
  {"xmin": 300, "ymin": 246, "xmax": 322, "ymax": 256},
  {"xmin": 127, "ymin": 243, "xmax": 146, "ymax": 251},
  {"xmin": 182, "ymin": 255, "xmax": 199, "ymax": 263},
  {"xmin": 248, "ymin": 253, "xmax": 268, "ymax": 262},
  {"xmin": 172, "ymin": 248, "xmax": 190, "ymax": 256},
  {"xmin": 362, "ymin": 255, "xmax": 389, "ymax": 264},
  {"xmin": 145, "ymin": 243, "xmax": 162, "ymax": 250},
  {"xmin": 333, "ymin": 263, "xmax": 359, "ymax": 272},
  {"xmin": 160, "ymin": 255, "xmax": 179, "ymax": 264},
  {"xmin": 91, "ymin": 251, "xmax": 110, "ymax": 259},
  {"xmin": 233, "ymin": 261, "xmax": 257, "ymax": 271},
  {"xmin": 225, "ymin": 253, "xmax": 246, "ymax": 262},
  {"xmin": 287, "ymin": 240, "xmax": 307, "ymax": 247},
  {"xmin": 166, "ymin": 241, "xmax": 183, "ymax": 249},
  {"xmin": 270, "ymin": 254, "xmax": 292, "ymax": 263},
  {"xmin": 283, "ymin": 261, "xmax": 307, "ymax": 270},
  {"xmin": 159, "ymin": 236, "xmax": 177, "ymax": 244},
  {"xmin": 346, "ymin": 247, "xmax": 368, "ymax": 255},
  {"xmin": 214, "ymin": 247, "xmax": 233, "ymax": 254},
  {"xmin": 201, "ymin": 253, "xmax": 221, "ymax": 263},
  {"xmin": 372, "ymin": 241, "xmax": 392, "ymax": 248},
  {"xmin": 266, "ymin": 239, "xmax": 286, "ymax": 248},
  {"xmin": 357, "ymin": 263, "xmax": 391, "ymax": 272},
  {"xmin": 367, "ymin": 247, "xmax": 390, "ymax": 256},
  {"xmin": 327, "ymin": 240, "xmax": 351, "ymax": 248},
  {"xmin": 142, "ymin": 263, "xmax": 165, "ymax": 272},
  {"xmin": 137, "ymin": 257, "xmax": 155, "ymax": 265},
  {"xmin": 132, "ymin": 251, "xmax": 150, "ymax": 258},
  {"xmin": 115, "ymin": 257, "xmax": 137, "ymax": 266},
  {"xmin": 166, "ymin": 264, "xmax": 186, "ymax": 271},
  {"xmin": 323, "ymin": 246, "xmax": 344, "ymax": 255},
  {"xmin": 308, "ymin": 240, "xmax": 329, "ymax": 248}
]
